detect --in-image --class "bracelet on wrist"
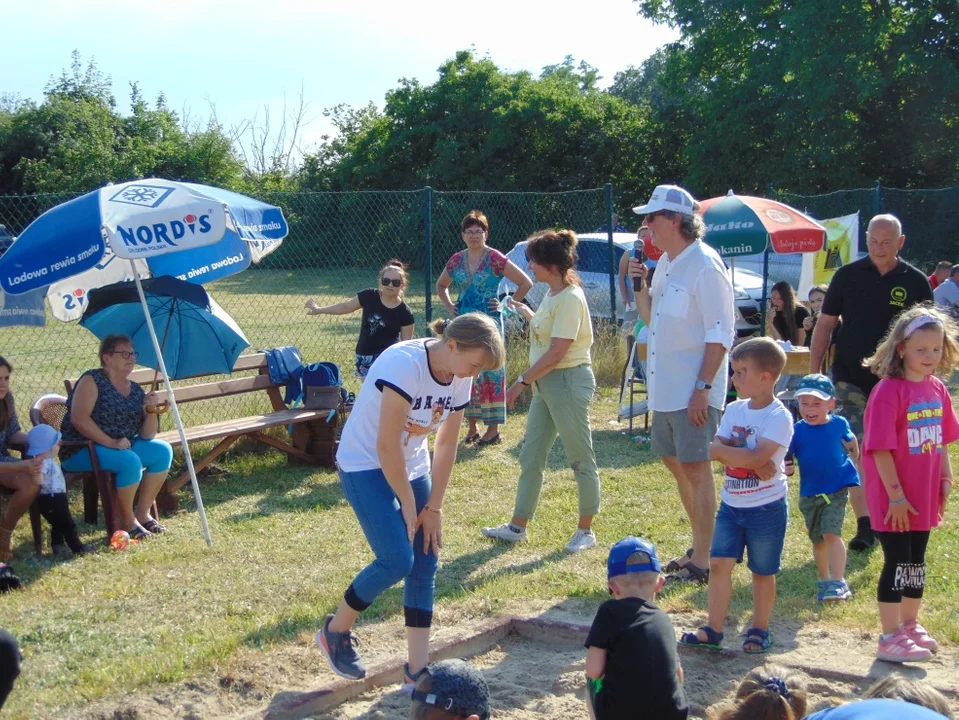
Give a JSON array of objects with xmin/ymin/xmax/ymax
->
[
  {"xmin": 889, "ymin": 497, "xmax": 907, "ymax": 506},
  {"xmin": 424, "ymin": 505, "xmax": 442, "ymax": 514},
  {"xmin": 942, "ymin": 477, "xmax": 954, "ymax": 487}
]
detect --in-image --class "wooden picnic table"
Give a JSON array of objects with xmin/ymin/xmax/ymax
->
[{"xmin": 634, "ymin": 344, "xmax": 812, "ymax": 376}]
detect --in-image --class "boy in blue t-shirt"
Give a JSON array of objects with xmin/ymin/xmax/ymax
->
[{"xmin": 787, "ymin": 374, "xmax": 860, "ymax": 602}]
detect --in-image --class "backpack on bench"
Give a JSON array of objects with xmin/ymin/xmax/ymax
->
[{"xmin": 302, "ymin": 362, "xmax": 343, "ymax": 410}]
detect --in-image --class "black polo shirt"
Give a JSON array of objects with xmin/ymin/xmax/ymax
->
[{"xmin": 823, "ymin": 256, "xmax": 932, "ymax": 396}]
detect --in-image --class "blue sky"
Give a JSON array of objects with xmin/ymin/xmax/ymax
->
[{"xmin": 1, "ymin": 0, "xmax": 677, "ymax": 154}]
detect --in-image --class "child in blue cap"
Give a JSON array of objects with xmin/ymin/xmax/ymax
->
[
  {"xmin": 585, "ymin": 536, "xmax": 688, "ymax": 720},
  {"xmin": 788, "ymin": 373, "xmax": 860, "ymax": 602},
  {"xmin": 27, "ymin": 424, "xmax": 90, "ymax": 556}
]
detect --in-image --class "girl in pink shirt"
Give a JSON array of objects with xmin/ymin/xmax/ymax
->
[{"xmin": 862, "ymin": 304, "xmax": 959, "ymax": 663}]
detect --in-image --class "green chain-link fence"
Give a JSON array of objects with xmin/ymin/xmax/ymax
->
[
  {"xmin": 1, "ymin": 182, "xmax": 955, "ymax": 431},
  {"xmin": 0, "ymin": 187, "xmax": 611, "ymax": 432}
]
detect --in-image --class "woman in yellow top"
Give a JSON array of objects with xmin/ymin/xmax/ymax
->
[{"xmin": 482, "ymin": 229, "xmax": 601, "ymax": 553}]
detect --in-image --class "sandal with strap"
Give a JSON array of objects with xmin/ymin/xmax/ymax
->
[
  {"xmin": 463, "ymin": 433, "xmax": 480, "ymax": 445},
  {"xmin": 742, "ymin": 627, "xmax": 773, "ymax": 654},
  {"xmin": 665, "ymin": 548, "xmax": 693, "ymax": 573},
  {"xmin": 664, "ymin": 561, "xmax": 709, "ymax": 586},
  {"xmin": 401, "ymin": 662, "xmax": 428, "ymax": 695},
  {"xmin": 679, "ymin": 625, "xmax": 724, "ymax": 650},
  {"xmin": 142, "ymin": 519, "xmax": 167, "ymax": 534},
  {"xmin": 128, "ymin": 525, "xmax": 152, "ymax": 541}
]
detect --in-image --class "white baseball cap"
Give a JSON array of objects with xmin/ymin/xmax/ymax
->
[{"xmin": 632, "ymin": 184, "xmax": 697, "ymax": 217}]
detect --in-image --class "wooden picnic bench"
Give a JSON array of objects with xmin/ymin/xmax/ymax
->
[{"xmin": 65, "ymin": 352, "xmax": 347, "ymax": 516}]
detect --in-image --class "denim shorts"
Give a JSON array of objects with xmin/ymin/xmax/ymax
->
[{"xmin": 710, "ymin": 498, "xmax": 788, "ymax": 576}]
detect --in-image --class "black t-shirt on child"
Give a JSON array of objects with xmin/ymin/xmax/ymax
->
[
  {"xmin": 354, "ymin": 288, "xmax": 415, "ymax": 356},
  {"xmin": 585, "ymin": 597, "xmax": 689, "ymax": 720},
  {"xmin": 822, "ymin": 256, "xmax": 932, "ymax": 396}
]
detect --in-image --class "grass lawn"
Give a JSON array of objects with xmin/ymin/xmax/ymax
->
[
  {"xmin": 2, "ymin": 386, "xmax": 958, "ymax": 716},
  {"xmin": 1, "ymin": 270, "xmax": 957, "ymax": 716}
]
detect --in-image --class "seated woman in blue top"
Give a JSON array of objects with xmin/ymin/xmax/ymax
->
[{"xmin": 60, "ymin": 335, "xmax": 174, "ymax": 540}]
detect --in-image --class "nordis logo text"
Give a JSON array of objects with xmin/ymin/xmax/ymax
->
[{"xmin": 117, "ymin": 213, "xmax": 212, "ymax": 248}]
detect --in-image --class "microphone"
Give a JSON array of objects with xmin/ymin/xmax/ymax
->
[{"xmin": 633, "ymin": 239, "xmax": 647, "ymax": 292}]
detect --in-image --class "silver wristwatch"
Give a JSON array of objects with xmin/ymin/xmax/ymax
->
[{"xmin": 694, "ymin": 380, "xmax": 712, "ymax": 391}]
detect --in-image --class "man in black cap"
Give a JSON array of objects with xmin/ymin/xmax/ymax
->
[{"xmin": 409, "ymin": 658, "xmax": 491, "ymax": 720}]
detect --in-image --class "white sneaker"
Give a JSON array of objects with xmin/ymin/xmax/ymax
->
[
  {"xmin": 565, "ymin": 529, "xmax": 597, "ymax": 553},
  {"xmin": 482, "ymin": 523, "xmax": 528, "ymax": 543}
]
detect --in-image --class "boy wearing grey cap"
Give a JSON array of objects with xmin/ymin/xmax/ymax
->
[
  {"xmin": 585, "ymin": 537, "xmax": 688, "ymax": 719},
  {"xmin": 409, "ymin": 658, "xmax": 490, "ymax": 720}
]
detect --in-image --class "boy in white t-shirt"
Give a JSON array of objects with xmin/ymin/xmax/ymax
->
[{"xmin": 679, "ymin": 337, "xmax": 792, "ymax": 654}]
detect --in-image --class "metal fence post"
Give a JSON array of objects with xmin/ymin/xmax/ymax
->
[
  {"xmin": 759, "ymin": 247, "xmax": 770, "ymax": 335},
  {"xmin": 605, "ymin": 183, "xmax": 616, "ymax": 322},
  {"xmin": 873, "ymin": 180, "xmax": 881, "ymax": 217},
  {"xmin": 424, "ymin": 185, "xmax": 433, "ymax": 324}
]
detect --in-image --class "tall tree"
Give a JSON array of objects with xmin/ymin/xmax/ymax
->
[{"xmin": 634, "ymin": 0, "xmax": 959, "ymax": 193}]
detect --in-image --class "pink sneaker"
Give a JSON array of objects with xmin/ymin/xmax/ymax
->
[
  {"xmin": 877, "ymin": 629, "xmax": 933, "ymax": 663},
  {"xmin": 901, "ymin": 620, "xmax": 939, "ymax": 653}
]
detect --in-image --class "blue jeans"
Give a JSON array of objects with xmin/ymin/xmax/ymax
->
[
  {"xmin": 339, "ymin": 469, "xmax": 437, "ymax": 628},
  {"xmin": 61, "ymin": 437, "xmax": 173, "ymax": 488},
  {"xmin": 710, "ymin": 498, "xmax": 788, "ymax": 576}
]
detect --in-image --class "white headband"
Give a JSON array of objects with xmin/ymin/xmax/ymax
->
[{"xmin": 904, "ymin": 314, "xmax": 943, "ymax": 338}]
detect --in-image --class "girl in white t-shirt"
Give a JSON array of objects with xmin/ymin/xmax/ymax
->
[{"xmin": 317, "ymin": 313, "xmax": 505, "ymax": 690}]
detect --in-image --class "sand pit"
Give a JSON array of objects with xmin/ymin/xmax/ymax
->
[
  {"xmin": 322, "ymin": 616, "xmax": 959, "ymax": 720},
  {"xmin": 72, "ymin": 611, "xmax": 959, "ymax": 719}
]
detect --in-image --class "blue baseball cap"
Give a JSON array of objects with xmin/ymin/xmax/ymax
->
[
  {"xmin": 794, "ymin": 373, "xmax": 835, "ymax": 401},
  {"xmin": 607, "ymin": 536, "xmax": 662, "ymax": 579}
]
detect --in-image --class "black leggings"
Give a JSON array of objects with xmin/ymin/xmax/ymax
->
[
  {"xmin": 35, "ymin": 494, "xmax": 81, "ymax": 551},
  {"xmin": 876, "ymin": 531, "xmax": 930, "ymax": 603}
]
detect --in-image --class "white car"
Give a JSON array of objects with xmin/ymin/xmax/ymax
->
[{"xmin": 497, "ymin": 232, "xmax": 770, "ymax": 335}]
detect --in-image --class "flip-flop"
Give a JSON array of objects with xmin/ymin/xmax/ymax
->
[
  {"xmin": 742, "ymin": 627, "xmax": 773, "ymax": 654},
  {"xmin": 679, "ymin": 625, "xmax": 724, "ymax": 650},
  {"xmin": 463, "ymin": 433, "xmax": 480, "ymax": 444},
  {"xmin": 665, "ymin": 548, "xmax": 693, "ymax": 573},
  {"xmin": 664, "ymin": 561, "xmax": 709, "ymax": 586}
]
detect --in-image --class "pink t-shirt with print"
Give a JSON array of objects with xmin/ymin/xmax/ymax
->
[{"xmin": 862, "ymin": 375, "xmax": 959, "ymax": 532}]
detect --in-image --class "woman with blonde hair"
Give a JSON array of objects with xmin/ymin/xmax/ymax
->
[
  {"xmin": 482, "ymin": 229, "xmax": 601, "ymax": 553},
  {"xmin": 436, "ymin": 210, "xmax": 533, "ymax": 446},
  {"xmin": 318, "ymin": 313, "xmax": 505, "ymax": 691}
]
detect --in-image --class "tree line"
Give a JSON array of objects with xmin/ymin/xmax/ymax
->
[{"xmin": 1, "ymin": 0, "xmax": 956, "ymax": 214}]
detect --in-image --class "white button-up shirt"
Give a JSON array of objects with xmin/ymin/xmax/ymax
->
[{"xmin": 647, "ymin": 239, "xmax": 735, "ymax": 412}]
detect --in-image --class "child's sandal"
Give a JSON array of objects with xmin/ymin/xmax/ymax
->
[
  {"xmin": 679, "ymin": 625, "xmax": 724, "ymax": 650},
  {"xmin": 742, "ymin": 627, "xmax": 773, "ymax": 654}
]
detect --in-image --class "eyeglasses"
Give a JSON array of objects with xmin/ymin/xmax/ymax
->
[
  {"xmin": 381, "ymin": 277, "xmax": 403, "ymax": 287},
  {"xmin": 462, "ymin": 229, "xmax": 485, "ymax": 237},
  {"xmin": 111, "ymin": 350, "xmax": 139, "ymax": 360}
]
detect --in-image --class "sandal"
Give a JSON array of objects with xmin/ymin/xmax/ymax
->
[
  {"xmin": 679, "ymin": 625, "xmax": 724, "ymax": 650},
  {"xmin": 128, "ymin": 525, "xmax": 152, "ymax": 541},
  {"xmin": 401, "ymin": 662, "xmax": 427, "ymax": 695},
  {"xmin": 463, "ymin": 433, "xmax": 480, "ymax": 444},
  {"xmin": 742, "ymin": 627, "xmax": 773, "ymax": 654},
  {"xmin": 142, "ymin": 519, "xmax": 167, "ymax": 534},
  {"xmin": 665, "ymin": 548, "xmax": 693, "ymax": 573},
  {"xmin": 664, "ymin": 561, "xmax": 709, "ymax": 586},
  {"xmin": 475, "ymin": 433, "xmax": 501, "ymax": 447}
]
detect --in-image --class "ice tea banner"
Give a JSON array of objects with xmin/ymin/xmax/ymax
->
[{"xmin": 798, "ymin": 212, "xmax": 860, "ymax": 299}]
